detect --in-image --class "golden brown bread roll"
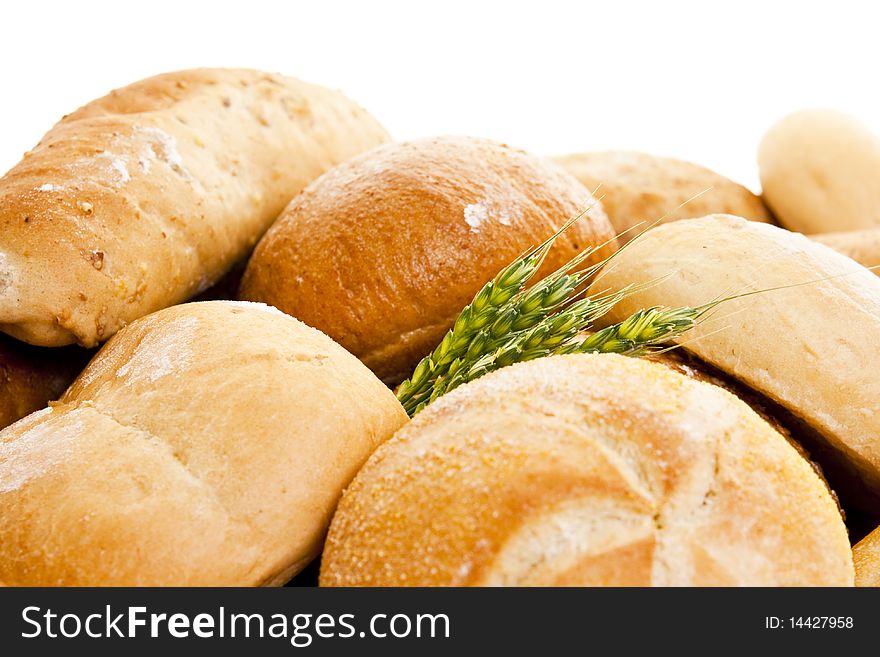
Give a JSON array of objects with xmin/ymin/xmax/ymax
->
[
  {"xmin": 553, "ymin": 150, "xmax": 771, "ymax": 240},
  {"xmin": 813, "ymin": 228, "xmax": 880, "ymax": 275},
  {"xmin": 240, "ymin": 136, "xmax": 617, "ymax": 385},
  {"xmin": 759, "ymin": 109, "xmax": 880, "ymax": 234},
  {"xmin": 0, "ymin": 68, "xmax": 389, "ymax": 348},
  {"xmin": 320, "ymin": 354, "xmax": 853, "ymax": 586},
  {"xmin": 0, "ymin": 335, "xmax": 90, "ymax": 430},
  {"xmin": 854, "ymin": 526, "xmax": 880, "ymax": 586},
  {"xmin": 0, "ymin": 301, "xmax": 407, "ymax": 586},
  {"xmin": 591, "ymin": 214, "xmax": 880, "ymax": 511}
]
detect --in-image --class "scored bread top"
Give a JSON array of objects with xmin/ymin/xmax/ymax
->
[
  {"xmin": 0, "ymin": 68, "xmax": 389, "ymax": 347},
  {"xmin": 320, "ymin": 353, "xmax": 852, "ymax": 586},
  {"xmin": 0, "ymin": 301, "xmax": 407, "ymax": 586},
  {"xmin": 591, "ymin": 214, "xmax": 880, "ymax": 509},
  {"xmin": 239, "ymin": 136, "xmax": 617, "ymax": 385}
]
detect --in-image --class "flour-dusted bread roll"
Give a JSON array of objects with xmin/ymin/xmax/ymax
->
[
  {"xmin": 0, "ymin": 69, "xmax": 389, "ymax": 348},
  {"xmin": 854, "ymin": 526, "xmax": 880, "ymax": 587},
  {"xmin": 553, "ymin": 150, "xmax": 771, "ymax": 241},
  {"xmin": 813, "ymin": 228, "xmax": 880, "ymax": 275},
  {"xmin": 592, "ymin": 215, "xmax": 880, "ymax": 510},
  {"xmin": 0, "ymin": 336, "xmax": 90, "ymax": 430},
  {"xmin": 0, "ymin": 301, "xmax": 407, "ymax": 586},
  {"xmin": 320, "ymin": 354, "xmax": 852, "ymax": 586},
  {"xmin": 759, "ymin": 109, "xmax": 880, "ymax": 234},
  {"xmin": 240, "ymin": 137, "xmax": 616, "ymax": 385}
]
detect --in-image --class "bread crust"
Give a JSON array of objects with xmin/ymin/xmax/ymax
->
[
  {"xmin": 813, "ymin": 228, "xmax": 880, "ymax": 275},
  {"xmin": 0, "ymin": 301, "xmax": 407, "ymax": 586},
  {"xmin": 319, "ymin": 354, "xmax": 853, "ymax": 586},
  {"xmin": 553, "ymin": 150, "xmax": 771, "ymax": 240},
  {"xmin": 0, "ymin": 69, "xmax": 389, "ymax": 347},
  {"xmin": 854, "ymin": 525, "xmax": 880, "ymax": 586},
  {"xmin": 0, "ymin": 336, "xmax": 90, "ymax": 430},
  {"xmin": 240, "ymin": 137, "xmax": 617, "ymax": 384},
  {"xmin": 592, "ymin": 214, "xmax": 880, "ymax": 510}
]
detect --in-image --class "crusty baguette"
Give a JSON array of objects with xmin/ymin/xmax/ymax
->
[
  {"xmin": 854, "ymin": 526, "xmax": 880, "ymax": 586},
  {"xmin": 813, "ymin": 228, "xmax": 880, "ymax": 275},
  {"xmin": 759, "ymin": 109, "xmax": 880, "ymax": 234},
  {"xmin": 240, "ymin": 136, "xmax": 617, "ymax": 385},
  {"xmin": 0, "ymin": 301, "xmax": 407, "ymax": 586},
  {"xmin": 553, "ymin": 150, "xmax": 771, "ymax": 241},
  {"xmin": 0, "ymin": 69, "xmax": 389, "ymax": 347},
  {"xmin": 0, "ymin": 335, "xmax": 90, "ymax": 429},
  {"xmin": 591, "ymin": 214, "xmax": 880, "ymax": 510},
  {"xmin": 320, "ymin": 354, "xmax": 853, "ymax": 586}
]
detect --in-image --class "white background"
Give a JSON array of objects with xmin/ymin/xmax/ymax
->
[{"xmin": 2, "ymin": 0, "xmax": 879, "ymax": 190}]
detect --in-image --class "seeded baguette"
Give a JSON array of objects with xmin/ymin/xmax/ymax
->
[{"xmin": 0, "ymin": 68, "xmax": 389, "ymax": 347}]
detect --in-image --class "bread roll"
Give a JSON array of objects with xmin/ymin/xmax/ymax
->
[
  {"xmin": 320, "ymin": 354, "xmax": 852, "ymax": 586},
  {"xmin": 813, "ymin": 228, "xmax": 880, "ymax": 275},
  {"xmin": 591, "ymin": 214, "xmax": 880, "ymax": 509},
  {"xmin": 0, "ymin": 301, "xmax": 407, "ymax": 586},
  {"xmin": 854, "ymin": 526, "xmax": 880, "ymax": 586},
  {"xmin": 553, "ymin": 150, "xmax": 771, "ymax": 240},
  {"xmin": 759, "ymin": 109, "xmax": 880, "ymax": 233},
  {"xmin": 0, "ymin": 335, "xmax": 90, "ymax": 430},
  {"xmin": 0, "ymin": 69, "xmax": 389, "ymax": 348},
  {"xmin": 240, "ymin": 137, "xmax": 616, "ymax": 384}
]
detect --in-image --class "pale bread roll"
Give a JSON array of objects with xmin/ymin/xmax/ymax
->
[
  {"xmin": 0, "ymin": 301, "xmax": 407, "ymax": 586},
  {"xmin": 0, "ymin": 69, "xmax": 389, "ymax": 348},
  {"xmin": 553, "ymin": 150, "xmax": 771, "ymax": 241},
  {"xmin": 591, "ymin": 215, "xmax": 880, "ymax": 508},
  {"xmin": 854, "ymin": 526, "xmax": 880, "ymax": 587},
  {"xmin": 813, "ymin": 228, "xmax": 880, "ymax": 275},
  {"xmin": 240, "ymin": 137, "xmax": 617, "ymax": 385},
  {"xmin": 759, "ymin": 109, "xmax": 880, "ymax": 234},
  {"xmin": 320, "ymin": 354, "xmax": 853, "ymax": 586}
]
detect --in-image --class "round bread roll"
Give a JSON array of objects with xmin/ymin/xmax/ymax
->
[
  {"xmin": 0, "ymin": 68, "xmax": 389, "ymax": 348},
  {"xmin": 239, "ymin": 137, "xmax": 616, "ymax": 385},
  {"xmin": 0, "ymin": 301, "xmax": 407, "ymax": 586},
  {"xmin": 0, "ymin": 335, "xmax": 90, "ymax": 430},
  {"xmin": 854, "ymin": 526, "xmax": 880, "ymax": 587},
  {"xmin": 552, "ymin": 150, "xmax": 771, "ymax": 241},
  {"xmin": 591, "ymin": 214, "xmax": 880, "ymax": 510},
  {"xmin": 320, "ymin": 354, "xmax": 853, "ymax": 586},
  {"xmin": 813, "ymin": 228, "xmax": 880, "ymax": 275},
  {"xmin": 759, "ymin": 109, "xmax": 880, "ymax": 234}
]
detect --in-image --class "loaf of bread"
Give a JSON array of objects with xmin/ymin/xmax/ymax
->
[
  {"xmin": 0, "ymin": 68, "xmax": 389, "ymax": 348},
  {"xmin": 591, "ymin": 215, "xmax": 880, "ymax": 510},
  {"xmin": 0, "ymin": 301, "xmax": 407, "ymax": 586},
  {"xmin": 854, "ymin": 526, "xmax": 880, "ymax": 587},
  {"xmin": 0, "ymin": 335, "xmax": 90, "ymax": 430},
  {"xmin": 320, "ymin": 354, "xmax": 853, "ymax": 586},
  {"xmin": 813, "ymin": 228, "xmax": 880, "ymax": 275},
  {"xmin": 239, "ymin": 137, "xmax": 617, "ymax": 384},
  {"xmin": 553, "ymin": 150, "xmax": 771, "ymax": 241},
  {"xmin": 759, "ymin": 109, "xmax": 880, "ymax": 234}
]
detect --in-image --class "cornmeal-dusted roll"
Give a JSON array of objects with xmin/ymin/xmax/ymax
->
[
  {"xmin": 592, "ymin": 215, "xmax": 880, "ymax": 509},
  {"xmin": 854, "ymin": 526, "xmax": 880, "ymax": 587},
  {"xmin": 553, "ymin": 150, "xmax": 771, "ymax": 240},
  {"xmin": 813, "ymin": 228, "xmax": 880, "ymax": 275},
  {"xmin": 0, "ymin": 69, "xmax": 389, "ymax": 348},
  {"xmin": 759, "ymin": 109, "xmax": 880, "ymax": 233},
  {"xmin": 0, "ymin": 301, "xmax": 407, "ymax": 586},
  {"xmin": 0, "ymin": 336, "xmax": 90, "ymax": 430},
  {"xmin": 240, "ymin": 137, "xmax": 616, "ymax": 385},
  {"xmin": 320, "ymin": 354, "xmax": 853, "ymax": 586}
]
